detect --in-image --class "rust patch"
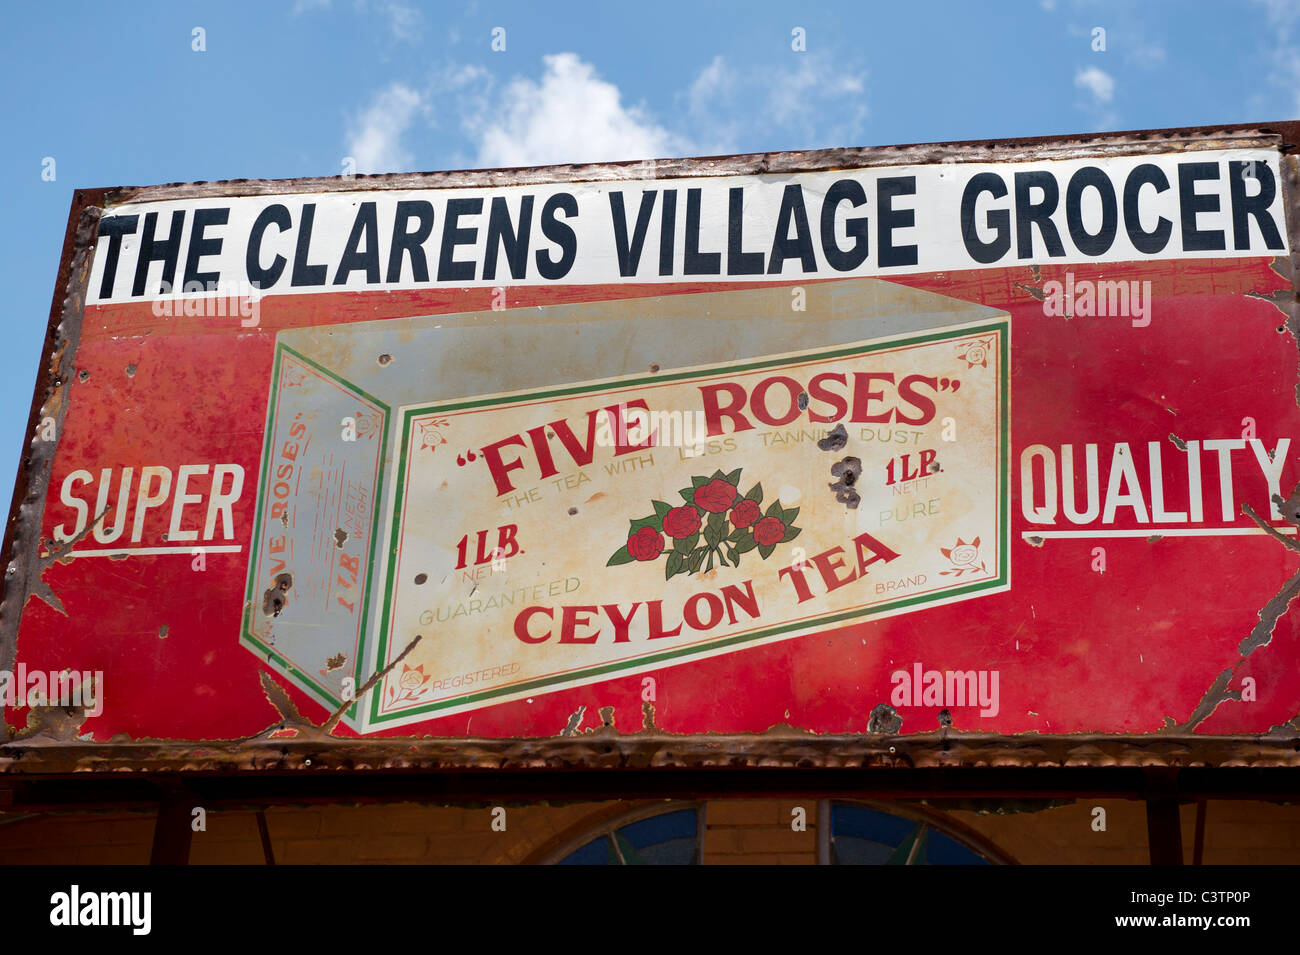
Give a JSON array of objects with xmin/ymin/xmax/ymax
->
[
  {"xmin": 10, "ymin": 672, "xmax": 101, "ymax": 743},
  {"xmin": 1, "ymin": 200, "xmax": 100, "ymax": 670},
  {"xmin": 868, "ymin": 703, "xmax": 903, "ymax": 734},
  {"xmin": 1273, "ymin": 155, "xmax": 1300, "ymax": 407},
  {"xmin": 261, "ymin": 572, "xmax": 293, "ymax": 617},
  {"xmin": 561, "ymin": 706, "xmax": 586, "ymax": 737},
  {"xmin": 258, "ymin": 669, "xmax": 306, "ymax": 727},
  {"xmin": 26, "ymin": 507, "xmax": 113, "ymax": 616},
  {"xmin": 816, "ymin": 423, "xmax": 848, "ymax": 452},
  {"xmin": 1178, "ymin": 495, "xmax": 1300, "ymax": 731},
  {"xmin": 5, "ymin": 725, "xmax": 1300, "ymax": 776},
  {"xmin": 320, "ymin": 633, "xmax": 422, "ymax": 734},
  {"xmin": 829, "ymin": 456, "xmax": 862, "ymax": 508}
]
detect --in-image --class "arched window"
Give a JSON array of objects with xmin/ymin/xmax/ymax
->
[
  {"xmin": 823, "ymin": 800, "xmax": 1013, "ymax": 865},
  {"xmin": 543, "ymin": 803, "xmax": 705, "ymax": 865},
  {"xmin": 536, "ymin": 799, "xmax": 1012, "ymax": 865}
]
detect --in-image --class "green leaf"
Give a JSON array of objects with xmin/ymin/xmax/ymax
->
[
  {"xmin": 704, "ymin": 524, "xmax": 720, "ymax": 547},
  {"xmin": 765, "ymin": 501, "xmax": 781, "ymax": 518},
  {"xmin": 629, "ymin": 514, "xmax": 661, "ymax": 534},
  {"xmin": 783, "ymin": 506, "xmax": 800, "ymax": 525},
  {"xmin": 673, "ymin": 532, "xmax": 699, "ymax": 554},
  {"xmin": 736, "ymin": 536, "xmax": 759, "ymax": 554},
  {"xmin": 728, "ymin": 548, "xmax": 741, "ymax": 569},
  {"xmin": 679, "ymin": 487, "xmax": 696, "ymax": 504},
  {"xmin": 665, "ymin": 551, "xmax": 684, "ymax": 580},
  {"xmin": 781, "ymin": 526, "xmax": 802, "ymax": 544},
  {"xmin": 745, "ymin": 483, "xmax": 763, "ymax": 505},
  {"xmin": 691, "ymin": 475, "xmax": 708, "ymax": 488},
  {"xmin": 709, "ymin": 469, "xmax": 725, "ymax": 480},
  {"xmin": 727, "ymin": 526, "xmax": 747, "ymax": 542},
  {"xmin": 758, "ymin": 543, "xmax": 776, "ymax": 560},
  {"xmin": 707, "ymin": 510, "xmax": 725, "ymax": 532},
  {"xmin": 652, "ymin": 500, "xmax": 673, "ymax": 520},
  {"xmin": 607, "ymin": 545, "xmax": 635, "ymax": 566},
  {"xmin": 724, "ymin": 468, "xmax": 741, "ymax": 485},
  {"xmin": 688, "ymin": 548, "xmax": 707, "ymax": 572}
]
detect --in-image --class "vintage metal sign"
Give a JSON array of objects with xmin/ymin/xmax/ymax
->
[{"xmin": 3, "ymin": 124, "xmax": 1299, "ymax": 770}]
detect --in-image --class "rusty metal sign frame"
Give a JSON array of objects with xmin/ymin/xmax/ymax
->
[{"xmin": 3, "ymin": 121, "xmax": 1300, "ymax": 795}]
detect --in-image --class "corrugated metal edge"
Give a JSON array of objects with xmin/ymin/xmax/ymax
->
[
  {"xmin": 97, "ymin": 121, "xmax": 1299, "ymax": 205},
  {"xmin": 0, "ymin": 193, "xmax": 101, "ymax": 674},
  {"xmin": 2, "ymin": 731, "xmax": 1300, "ymax": 776}
]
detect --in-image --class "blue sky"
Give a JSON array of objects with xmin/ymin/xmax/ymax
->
[{"xmin": 0, "ymin": 0, "xmax": 1296, "ymax": 508}]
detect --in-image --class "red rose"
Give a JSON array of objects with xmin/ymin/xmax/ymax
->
[
  {"xmin": 753, "ymin": 516, "xmax": 786, "ymax": 547},
  {"xmin": 627, "ymin": 526, "xmax": 664, "ymax": 561},
  {"xmin": 729, "ymin": 498, "xmax": 761, "ymax": 529},
  {"xmin": 663, "ymin": 505, "xmax": 702, "ymax": 539},
  {"xmin": 695, "ymin": 479, "xmax": 738, "ymax": 513}
]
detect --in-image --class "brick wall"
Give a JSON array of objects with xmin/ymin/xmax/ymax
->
[
  {"xmin": 1, "ymin": 797, "xmax": 1298, "ymax": 865},
  {"xmin": 704, "ymin": 800, "xmax": 818, "ymax": 864}
]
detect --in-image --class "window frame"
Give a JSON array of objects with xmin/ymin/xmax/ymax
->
[
  {"xmin": 536, "ymin": 801, "xmax": 707, "ymax": 865},
  {"xmin": 817, "ymin": 798, "xmax": 1017, "ymax": 865}
]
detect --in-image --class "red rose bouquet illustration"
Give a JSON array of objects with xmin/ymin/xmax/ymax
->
[{"xmin": 608, "ymin": 468, "xmax": 802, "ymax": 580}]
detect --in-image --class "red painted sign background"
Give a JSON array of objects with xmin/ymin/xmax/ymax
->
[{"xmin": 9, "ymin": 251, "xmax": 1297, "ymax": 742}]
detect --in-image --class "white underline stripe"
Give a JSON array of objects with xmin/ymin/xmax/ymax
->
[
  {"xmin": 41, "ymin": 545, "xmax": 244, "ymax": 558},
  {"xmin": 1021, "ymin": 528, "xmax": 1296, "ymax": 539}
]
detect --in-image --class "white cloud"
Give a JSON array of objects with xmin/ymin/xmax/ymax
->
[
  {"xmin": 1278, "ymin": 50, "xmax": 1300, "ymax": 117},
  {"xmin": 1074, "ymin": 66, "xmax": 1115, "ymax": 103},
  {"xmin": 1128, "ymin": 43, "xmax": 1166, "ymax": 69},
  {"xmin": 767, "ymin": 55, "xmax": 866, "ymax": 129},
  {"xmin": 343, "ymin": 47, "xmax": 871, "ymax": 175},
  {"xmin": 346, "ymin": 83, "xmax": 426, "ymax": 173},
  {"xmin": 470, "ymin": 53, "xmax": 690, "ymax": 168},
  {"xmin": 298, "ymin": 0, "xmax": 421, "ymax": 40},
  {"xmin": 1258, "ymin": 0, "xmax": 1299, "ymax": 23},
  {"xmin": 1254, "ymin": 0, "xmax": 1300, "ymax": 117},
  {"xmin": 683, "ymin": 55, "xmax": 743, "ymax": 152},
  {"xmin": 681, "ymin": 52, "xmax": 868, "ymax": 152},
  {"xmin": 373, "ymin": 1, "xmax": 421, "ymax": 40},
  {"xmin": 688, "ymin": 55, "xmax": 732, "ymax": 117}
]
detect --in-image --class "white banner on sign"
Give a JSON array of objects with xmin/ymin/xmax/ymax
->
[{"xmin": 87, "ymin": 150, "xmax": 1287, "ymax": 305}]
